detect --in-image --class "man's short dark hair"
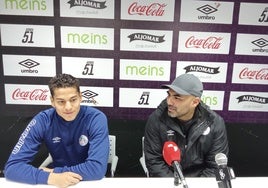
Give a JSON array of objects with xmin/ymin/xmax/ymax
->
[{"xmin": 48, "ymin": 74, "xmax": 80, "ymax": 97}]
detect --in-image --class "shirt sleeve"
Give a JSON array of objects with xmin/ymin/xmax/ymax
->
[
  {"xmin": 4, "ymin": 114, "xmax": 50, "ymax": 184},
  {"xmin": 200, "ymin": 115, "xmax": 229, "ymax": 177}
]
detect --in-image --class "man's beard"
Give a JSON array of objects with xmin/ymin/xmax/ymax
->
[{"xmin": 167, "ymin": 111, "xmax": 177, "ymax": 118}]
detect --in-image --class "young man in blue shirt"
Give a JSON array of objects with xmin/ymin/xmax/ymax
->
[{"xmin": 5, "ymin": 73, "xmax": 109, "ymax": 187}]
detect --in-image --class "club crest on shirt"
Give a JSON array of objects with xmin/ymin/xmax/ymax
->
[
  {"xmin": 202, "ymin": 127, "xmax": 211, "ymax": 135},
  {"xmin": 79, "ymin": 135, "xmax": 88, "ymax": 146}
]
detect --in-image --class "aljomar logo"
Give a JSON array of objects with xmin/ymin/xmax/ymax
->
[
  {"xmin": 4, "ymin": 0, "xmax": 47, "ymax": 10},
  {"xmin": 67, "ymin": 0, "xmax": 107, "ymax": 9},
  {"xmin": 184, "ymin": 65, "xmax": 220, "ymax": 74},
  {"xmin": 128, "ymin": 33, "xmax": 165, "ymax": 43},
  {"xmin": 237, "ymin": 95, "xmax": 267, "ymax": 104}
]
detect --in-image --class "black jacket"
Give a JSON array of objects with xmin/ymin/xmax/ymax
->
[{"xmin": 144, "ymin": 99, "xmax": 229, "ymax": 177}]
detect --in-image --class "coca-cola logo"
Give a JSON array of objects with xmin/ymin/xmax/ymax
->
[
  {"xmin": 12, "ymin": 88, "xmax": 49, "ymax": 101},
  {"xmin": 239, "ymin": 68, "xmax": 268, "ymax": 80},
  {"xmin": 185, "ymin": 36, "xmax": 222, "ymax": 49},
  {"xmin": 128, "ymin": 2, "xmax": 166, "ymax": 16}
]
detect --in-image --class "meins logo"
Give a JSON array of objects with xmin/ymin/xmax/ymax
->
[
  {"xmin": 81, "ymin": 90, "xmax": 98, "ymax": 105},
  {"xmin": 128, "ymin": 33, "xmax": 165, "ymax": 43},
  {"xmin": 18, "ymin": 59, "xmax": 39, "ymax": 74},
  {"xmin": 184, "ymin": 65, "xmax": 220, "ymax": 74},
  {"xmin": 237, "ymin": 95, "xmax": 268, "ymax": 104},
  {"xmin": 125, "ymin": 65, "xmax": 164, "ymax": 77},
  {"xmin": 239, "ymin": 68, "xmax": 268, "ymax": 80},
  {"xmin": 196, "ymin": 3, "xmax": 220, "ymax": 20},
  {"xmin": 4, "ymin": 0, "xmax": 47, "ymax": 11},
  {"xmin": 185, "ymin": 36, "xmax": 223, "ymax": 49},
  {"xmin": 202, "ymin": 96, "xmax": 218, "ymax": 106},
  {"xmin": 67, "ymin": 32, "xmax": 107, "ymax": 44},
  {"xmin": 128, "ymin": 2, "xmax": 166, "ymax": 16},
  {"xmin": 67, "ymin": 0, "xmax": 107, "ymax": 9},
  {"xmin": 12, "ymin": 88, "xmax": 48, "ymax": 101}
]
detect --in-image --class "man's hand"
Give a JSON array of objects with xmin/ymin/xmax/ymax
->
[{"xmin": 47, "ymin": 172, "xmax": 83, "ymax": 188}]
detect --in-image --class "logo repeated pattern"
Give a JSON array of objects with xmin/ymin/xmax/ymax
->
[{"xmin": 0, "ymin": 0, "xmax": 267, "ymax": 123}]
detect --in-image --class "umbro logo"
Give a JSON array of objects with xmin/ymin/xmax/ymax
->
[
  {"xmin": 197, "ymin": 4, "xmax": 218, "ymax": 15},
  {"xmin": 81, "ymin": 90, "xmax": 98, "ymax": 100},
  {"xmin": 81, "ymin": 90, "xmax": 99, "ymax": 105},
  {"xmin": 19, "ymin": 59, "xmax": 40, "ymax": 69},
  {"xmin": 251, "ymin": 38, "xmax": 268, "ymax": 49},
  {"xmin": 52, "ymin": 137, "xmax": 61, "ymax": 143}
]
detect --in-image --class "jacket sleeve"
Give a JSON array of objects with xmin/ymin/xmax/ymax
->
[
  {"xmin": 53, "ymin": 112, "xmax": 109, "ymax": 181},
  {"xmin": 200, "ymin": 115, "xmax": 229, "ymax": 177},
  {"xmin": 4, "ymin": 115, "xmax": 50, "ymax": 184},
  {"xmin": 144, "ymin": 112, "xmax": 174, "ymax": 177}
]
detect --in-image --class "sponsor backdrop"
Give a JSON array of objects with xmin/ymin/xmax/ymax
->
[{"xmin": 0, "ymin": 0, "xmax": 267, "ymax": 124}]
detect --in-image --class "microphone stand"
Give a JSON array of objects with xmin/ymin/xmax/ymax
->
[
  {"xmin": 215, "ymin": 167, "xmax": 235, "ymax": 188},
  {"xmin": 173, "ymin": 161, "xmax": 188, "ymax": 188},
  {"xmin": 174, "ymin": 170, "xmax": 180, "ymax": 186}
]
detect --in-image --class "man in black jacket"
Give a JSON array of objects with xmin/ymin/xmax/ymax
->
[{"xmin": 144, "ymin": 74, "xmax": 229, "ymax": 177}]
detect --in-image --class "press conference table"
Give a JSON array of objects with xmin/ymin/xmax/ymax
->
[{"xmin": 1, "ymin": 177, "xmax": 268, "ymax": 188}]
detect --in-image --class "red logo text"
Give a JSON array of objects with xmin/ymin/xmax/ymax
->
[
  {"xmin": 128, "ymin": 2, "xmax": 166, "ymax": 16},
  {"xmin": 12, "ymin": 88, "xmax": 49, "ymax": 101}
]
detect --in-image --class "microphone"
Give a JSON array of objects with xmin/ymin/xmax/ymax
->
[
  {"xmin": 163, "ymin": 141, "xmax": 188, "ymax": 188},
  {"xmin": 215, "ymin": 153, "xmax": 235, "ymax": 188}
]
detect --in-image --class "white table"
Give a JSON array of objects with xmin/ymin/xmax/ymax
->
[{"xmin": 1, "ymin": 177, "xmax": 268, "ymax": 188}]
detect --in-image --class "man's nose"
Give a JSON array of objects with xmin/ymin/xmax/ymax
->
[
  {"xmin": 166, "ymin": 96, "xmax": 173, "ymax": 105},
  {"xmin": 65, "ymin": 101, "xmax": 72, "ymax": 110}
]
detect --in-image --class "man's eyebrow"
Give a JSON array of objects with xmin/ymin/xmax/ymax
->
[
  {"xmin": 54, "ymin": 97, "xmax": 64, "ymax": 100},
  {"xmin": 173, "ymin": 94, "xmax": 183, "ymax": 98},
  {"xmin": 55, "ymin": 95, "xmax": 78, "ymax": 101},
  {"xmin": 167, "ymin": 91, "xmax": 181, "ymax": 97}
]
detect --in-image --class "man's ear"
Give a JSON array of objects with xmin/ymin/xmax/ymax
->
[
  {"xmin": 192, "ymin": 97, "xmax": 201, "ymax": 107},
  {"xmin": 79, "ymin": 92, "xmax": 82, "ymax": 102},
  {"xmin": 50, "ymin": 96, "xmax": 55, "ymax": 107}
]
